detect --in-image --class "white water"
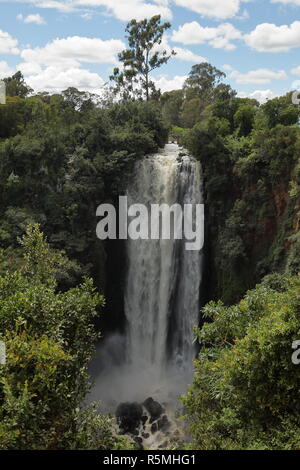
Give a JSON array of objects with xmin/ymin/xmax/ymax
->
[
  {"xmin": 90, "ymin": 144, "xmax": 203, "ymax": 409},
  {"xmin": 124, "ymin": 143, "xmax": 203, "ymax": 395}
]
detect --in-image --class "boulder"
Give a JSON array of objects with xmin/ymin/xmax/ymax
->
[
  {"xmin": 143, "ymin": 397, "xmax": 164, "ymax": 423},
  {"xmin": 151, "ymin": 422, "xmax": 158, "ymax": 434},
  {"xmin": 116, "ymin": 402, "xmax": 143, "ymax": 433},
  {"xmin": 141, "ymin": 415, "xmax": 148, "ymax": 425},
  {"xmin": 157, "ymin": 415, "xmax": 170, "ymax": 432},
  {"xmin": 134, "ymin": 437, "xmax": 143, "ymax": 450}
]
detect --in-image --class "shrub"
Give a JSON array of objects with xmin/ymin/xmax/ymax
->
[{"xmin": 183, "ymin": 275, "xmax": 300, "ymax": 450}]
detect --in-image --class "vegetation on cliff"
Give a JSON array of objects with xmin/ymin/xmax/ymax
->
[
  {"xmin": 159, "ymin": 61, "xmax": 300, "ymax": 451},
  {"xmin": 161, "ymin": 66, "xmax": 300, "ymax": 304},
  {"xmin": 0, "ymin": 225, "xmax": 132, "ymax": 449},
  {"xmin": 183, "ymin": 274, "xmax": 300, "ymax": 450},
  {"xmin": 0, "ymin": 14, "xmax": 299, "ymax": 450}
]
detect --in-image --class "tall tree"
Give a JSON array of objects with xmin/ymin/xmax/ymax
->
[
  {"xmin": 184, "ymin": 63, "xmax": 234, "ymax": 103},
  {"xmin": 4, "ymin": 71, "xmax": 33, "ymax": 98},
  {"xmin": 110, "ymin": 15, "xmax": 175, "ymax": 101}
]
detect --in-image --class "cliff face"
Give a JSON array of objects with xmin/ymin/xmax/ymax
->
[{"xmin": 189, "ymin": 122, "xmax": 300, "ymax": 305}]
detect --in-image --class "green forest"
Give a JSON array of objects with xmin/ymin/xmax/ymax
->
[{"xmin": 0, "ymin": 15, "xmax": 299, "ymax": 450}]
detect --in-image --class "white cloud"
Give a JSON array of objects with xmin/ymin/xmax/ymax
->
[
  {"xmin": 173, "ymin": 0, "xmax": 245, "ymax": 19},
  {"xmin": 20, "ymin": 36, "xmax": 125, "ymax": 68},
  {"xmin": 1, "ymin": 0, "xmax": 173, "ymax": 18},
  {"xmin": 17, "ymin": 13, "xmax": 46, "ymax": 24},
  {"xmin": 173, "ymin": 47, "xmax": 206, "ymax": 63},
  {"xmin": 0, "ymin": 0, "xmax": 250, "ymax": 21},
  {"xmin": 151, "ymin": 35, "xmax": 206, "ymax": 64},
  {"xmin": 25, "ymin": 65, "xmax": 105, "ymax": 93},
  {"xmin": 245, "ymin": 21, "xmax": 300, "ymax": 52},
  {"xmin": 81, "ymin": 12, "xmax": 93, "ymax": 19},
  {"xmin": 235, "ymin": 8, "xmax": 249, "ymax": 20},
  {"xmin": 0, "ymin": 61, "xmax": 15, "ymax": 79},
  {"xmin": 172, "ymin": 21, "xmax": 242, "ymax": 51},
  {"xmin": 18, "ymin": 62, "xmax": 43, "ymax": 75},
  {"xmin": 222, "ymin": 64, "xmax": 234, "ymax": 72},
  {"xmin": 13, "ymin": 33, "xmax": 125, "ymax": 94},
  {"xmin": 291, "ymin": 70, "xmax": 300, "ymax": 100},
  {"xmin": 153, "ymin": 74, "xmax": 187, "ymax": 92},
  {"xmin": 26, "ymin": 1, "xmax": 76, "ymax": 13},
  {"xmin": 271, "ymin": 0, "xmax": 300, "ymax": 6},
  {"xmin": 230, "ymin": 68, "xmax": 287, "ymax": 84},
  {"xmin": 237, "ymin": 89, "xmax": 277, "ymax": 103},
  {"xmin": 16, "ymin": 33, "xmax": 124, "ymax": 94},
  {"xmin": 291, "ymin": 79, "xmax": 300, "ymax": 91},
  {"xmin": 75, "ymin": 0, "xmax": 173, "ymax": 20},
  {"xmin": 291, "ymin": 65, "xmax": 300, "ymax": 75},
  {"xmin": 0, "ymin": 30, "xmax": 19, "ymax": 55}
]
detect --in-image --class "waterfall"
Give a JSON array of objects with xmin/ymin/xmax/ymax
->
[
  {"xmin": 89, "ymin": 143, "xmax": 203, "ymax": 407},
  {"xmin": 124, "ymin": 143, "xmax": 203, "ymax": 386}
]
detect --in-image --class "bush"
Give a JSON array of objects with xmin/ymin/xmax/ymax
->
[
  {"xmin": 0, "ymin": 225, "xmax": 130, "ymax": 449},
  {"xmin": 183, "ymin": 275, "xmax": 300, "ymax": 450}
]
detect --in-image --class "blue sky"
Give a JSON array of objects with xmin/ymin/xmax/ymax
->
[{"xmin": 1, "ymin": 0, "xmax": 300, "ymax": 102}]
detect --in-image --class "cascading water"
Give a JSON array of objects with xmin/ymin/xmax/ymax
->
[
  {"xmin": 90, "ymin": 143, "xmax": 203, "ymax": 411},
  {"xmin": 124, "ymin": 143, "xmax": 203, "ymax": 395}
]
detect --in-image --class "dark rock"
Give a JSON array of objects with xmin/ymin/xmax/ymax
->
[
  {"xmin": 116, "ymin": 402, "xmax": 143, "ymax": 433},
  {"xmin": 134, "ymin": 437, "xmax": 143, "ymax": 450},
  {"xmin": 151, "ymin": 422, "xmax": 158, "ymax": 434},
  {"xmin": 141, "ymin": 415, "xmax": 148, "ymax": 425},
  {"xmin": 158, "ymin": 441, "xmax": 168, "ymax": 449},
  {"xmin": 157, "ymin": 415, "xmax": 170, "ymax": 432},
  {"xmin": 143, "ymin": 397, "xmax": 164, "ymax": 423}
]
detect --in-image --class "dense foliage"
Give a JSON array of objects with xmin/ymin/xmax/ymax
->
[
  {"xmin": 0, "ymin": 225, "xmax": 132, "ymax": 449},
  {"xmin": 183, "ymin": 274, "xmax": 300, "ymax": 450},
  {"xmin": 0, "ymin": 84, "xmax": 168, "ymax": 293},
  {"xmin": 156, "ymin": 61, "xmax": 300, "ymax": 450},
  {"xmin": 162, "ymin": 74, "xmax": 300, "ymax": 303},
  {"xmin": 0, "ymin": 24, "xmax": 299, "ymax": 449},
  {"xmin": 160, "ymin": 62, "xmax": 300, "ymax": 451},
  {"xmin": 0, "ymin": 67, "xmax": 167, "ymax": 449}
]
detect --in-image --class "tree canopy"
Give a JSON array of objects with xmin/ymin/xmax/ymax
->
[
  {"xmin": 4, "ymin": 72, "xmax": 33, "ymax": 99},
  {"xmin": 183, "ymin": 62, "xmax": 235, "ymax": 103},
  {"xmin": 110, "ymin": 15, "xmax": 175, "ymax": 101}
]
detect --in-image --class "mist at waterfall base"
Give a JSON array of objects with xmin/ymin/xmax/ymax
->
[{"xmin": 89, "ymin": 144, "xmax": 203, "ymax": 410}]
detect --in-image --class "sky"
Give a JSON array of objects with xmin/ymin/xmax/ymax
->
[{"xmin": 1, "ymin": 0, "xmax": 300, "ymax": 103}]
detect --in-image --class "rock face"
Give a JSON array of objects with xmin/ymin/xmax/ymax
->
[
  {"xmin": 151, "ymin": 422, "xmax": 158, "ymax": 434},
  {"xmin": 116, "ymin": 402, "xmax": 143, "ymax": 433},
  {"xmin": 115, "ymin": 397, "xmax": 177, "ymax": 450},
  {"xmin": 141, "ymin": 415, "xmax": 148, "ymax": 425},
  {"xmin": 143, "ymin": 397, "xmax": 164, "ymax": 423},
  {"xmin": 158, "ymin": 415, "xmax": 170, "ymax": 432},
  {"xmin": 133, "ymin": 437, "xmax": 143, "ymax": 450}
]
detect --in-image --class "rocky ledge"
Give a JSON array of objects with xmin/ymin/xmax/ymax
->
[{"xmin": 116, "ymin": 397, "xmax": 177, "ymax": 450}]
